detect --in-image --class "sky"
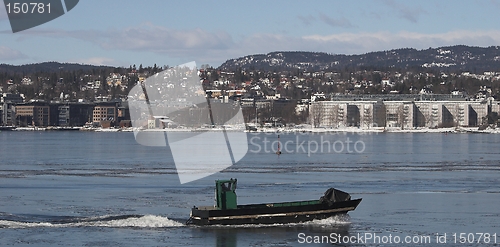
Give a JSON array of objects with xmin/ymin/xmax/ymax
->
[{"xmin": 1, "ymin": 0, "xmax": 500, "ymax": 68}]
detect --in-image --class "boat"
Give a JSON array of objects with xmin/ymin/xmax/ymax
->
[{"xmin": 186, "ymin": 179, "xmax": 362, "ymax": 226}]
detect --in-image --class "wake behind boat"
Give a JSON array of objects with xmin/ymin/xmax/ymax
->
[{"xmin": 186, "ymin": 179, "xmax": 361, "ymax": 226}]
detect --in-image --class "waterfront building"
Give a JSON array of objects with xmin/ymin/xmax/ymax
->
[
  {"xmin": 58, "ymin": 103, "xmax": 94, "ymax": 126},
  {"xmin": 15, "ymin": 101, "xmax": 50, "ymax": 127},
  {"xmin": 93, "ymin": 102, "xmax": 118, "ymax": 128},
  {"xmin": 310, "ymin": 98, "xmax": 490, "ymax": 129},
  {"xmin": 1, "ymin": 93, "xmax": 24, "ymax": 126}
]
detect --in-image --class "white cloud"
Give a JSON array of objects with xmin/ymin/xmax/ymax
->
[
  {"xmin": 297, "ymin": 13, "xmax": 355, "ymax": 28},
  {"xmin": 0, "ymin": 46, "xmax": 26, "ymax": 60},
  {"xmin": 98, "ymin": 23, "xmax": 233, "ymax": 53},
  {"xmin": 302, "ymin": 30, "xmax": 500, "ymax": 54},
  {"xmin": 11, "ymin": 24, "xmax": 500, "ymax": 66},
  {"xmin": 198, "ymin": 30, "xmax": 500, "ymax": 65},
  {"xmin": 16, "ymin": 23, "xmax": 234, "ymax": 62},
  {"xmin": 71, "ymin": 57, "xmax": 127, "ymax": 67}
]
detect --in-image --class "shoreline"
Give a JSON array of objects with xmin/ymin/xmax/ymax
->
[{"xmin": 3, "ymin": 126, "xmax": 500, "ymax": 134}]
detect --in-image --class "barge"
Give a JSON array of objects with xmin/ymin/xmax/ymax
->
[{"xmin": 187, "ymin": 179, "xmax": 361, "ymax": 226}]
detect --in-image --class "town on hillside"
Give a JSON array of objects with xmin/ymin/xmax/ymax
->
[{"xmin": 2, "ymin": 51, "xmax": 500, "ymax": 131}]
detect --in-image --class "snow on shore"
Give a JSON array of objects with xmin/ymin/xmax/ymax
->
[{"xmin": 8, "ymin": 126, "xmax": 500, "ymax": 134}]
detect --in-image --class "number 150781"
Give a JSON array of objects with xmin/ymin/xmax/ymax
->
[{"xmin": 5, "ymin": 3, "xmax": 51, "ymax": 14}]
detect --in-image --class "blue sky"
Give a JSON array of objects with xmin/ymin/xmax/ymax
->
[{"xmin": 1, "ymin": 0, "xmax": 500, "ymax": 67}]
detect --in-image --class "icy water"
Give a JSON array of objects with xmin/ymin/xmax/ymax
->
[{"xmin": 0, "ymin": 131, "xmax": 499, "ymax": 246}]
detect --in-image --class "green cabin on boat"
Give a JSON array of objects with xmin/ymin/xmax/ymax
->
[{"xmin": 215, "ymin": 179, "xmax": 238, "ymax": 210}]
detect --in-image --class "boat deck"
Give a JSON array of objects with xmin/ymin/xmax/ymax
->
[{"xmin": 238, "ymin": 200, "xmax": 320, "ymax": 209}]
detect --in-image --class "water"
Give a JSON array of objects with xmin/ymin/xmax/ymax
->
[{"xmin": 1, "ymin": 131, "xmax": 499, "ymax": 246}]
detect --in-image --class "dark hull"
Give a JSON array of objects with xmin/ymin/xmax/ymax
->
[{"xmin": 188, "ymin": 198, "xmax": 362, "ymax": 226}]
